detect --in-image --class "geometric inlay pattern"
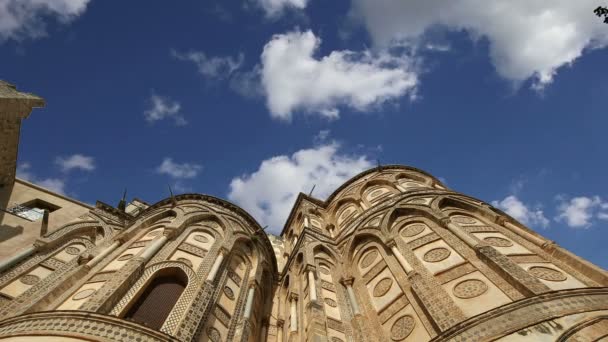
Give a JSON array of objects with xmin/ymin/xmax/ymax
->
[
  {"xmin": 361, "ymin": 250, "xmax": 379, "ymax": 269},
  {"xmin": 401, "ymin": 224, "xmax": 425, "ymax": 237},
  {"xmin": 207, "ymin": 326, "xmax": 221, "ymax": 342},
  {"xmin": 224, "ymin": 286, "xmax": 235, "ymax": 300},
  {"xmin": 390, "ymin": 315, "xmax": 415, "ymax": 340},
  {"xmin": 193, "ymin": 235, "xmax": 209, "ymax": 243},
  {"xmin": 117, "ymin": 254, "xmax": 134, "ymax": 261},
  {"xmin": 19, "ymin": 274, "xmax": 40, "ymax": 285},
  {"xmin": 373, "ymin": 278, "xmax": 393, "ymax": 297},
  {"xmin": 324, "ymin": 298, "xmax": 338, "ymax": 307},
  {"xmin": 65, "ymin": 247, "xmax": 81, "ymax": 255},
  {"xmin": 528, "ymin": 266, "xmax": 567, "ymax": 282},
  {"xmin": 452, "ymin": 279, "xmax": 489, "ymax": 299},
  {"xmin": 423, "ymin": 248, "xmax": 451, "ymax": 263},
  {"xmin": 319, "ymin": 266, "xmax": 331, "ymax": 275},
  {"xmin": 72, "ymin": 288, "xmax": 97, "ymax": 300},
  {"xmin": 177, "ymin": 258, "xmax": 193, "ymax": 268},
  {"xmin": 451, "ymin": 216, "xmax": 477, "ymax": 224},
  {"xmin": 483, "ymin": 237, "xmax": 513, "ymax": 247}
]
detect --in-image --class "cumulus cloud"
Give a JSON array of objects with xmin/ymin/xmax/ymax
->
[
  {"xmin": 144, "ymin": 94, "xmax": 186, "ymax": 126},
  {"xmin": 492, "ymin": 195, "xmax": 549, "ymax": 228},
  {"xmin": 555, "ymin": 195, "xmax": 608, "ymax": 228},
  {"xmin": 253, "ymin": 0, "xmax": 308, "ymax": 17},
  {"xmin": 156, "ymin": 158, "xmax": 202, "ymax": 179},
  {"xmin": 228, "ymin": 142, "xmax": 373, "ymax": 233},
  {"xmin": 16, "ymin": 162, "xmax": 66, "ymax": 195},
  {"xmin": 171, "ymin": 49, "xmax": 244, "ymax": 80},
  {"xmin": 55, "ymin": 154, "xmax": 95, "ymax": 172},
  {"xmin": 350, "ymin": 0, "xmax": 608, "ymax": 89},
  {"xmin": 260, "ymin": 30, "xmax": 418, "ymax": 120},
  {"xmin": 0, "ymin": 0, "xmax": 90, "ymax": 41}
]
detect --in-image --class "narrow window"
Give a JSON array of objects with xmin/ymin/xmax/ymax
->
[{"xmin": 125, "ymin": 270, "xmax": 187, "ymax": 330}]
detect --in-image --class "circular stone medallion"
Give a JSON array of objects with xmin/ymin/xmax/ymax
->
[
  {"xmin": 224, "ymin": 286, "xmax": 235, "ymax": 300},
  {"xmin": 390, "ymin": 315, "xmax": 415, "ymax": 340},
  {"xmin": 483, "ymin": 236, "xmax": 513, "ymax": 247},
  {"xmin": 20, "ymin": 274, "xmax": 40, "ymax": 285},
  {"xmin": 360, "ymin": 250, "xmax": 379, "ymax": 269},
  {"xmin": 373, "ymin": 278, "xmax": 393, "ymax": 297},
  {"xmin": 401, "ymin": 224, "xmax": 425, "ymax": 237},
  {"xmin": 319, "ymin": 266, "xmax": 331, "ymax": 275},
  {"xmin": 528, "ymin": 266, "xmax": 567, "ymax": 282},
  {"xmin": 423, "ymin": 248, "xmax": 451, "ymax": 263},
  {"xmin": 118, "ymin": 254, "xmax": 134, "ymax": 261},
  {"xmin": 193, "ymin": 234, "xmax": 209, "ymax": 243},
  {"xmin": 453, "ymin": 279, "xmax": 488, "ymax": 299},
  {"xmin": 369, "ymin": 189, "xmax": 383, "ymax": 198},
  {"xmin": 65, "ymin": 246, "xmax": 81, "ymax": 255},
  {"xmin": 452, "ymin": 216, "xmax": 477, "ymax": 224},
  {"xmin": 324, "ymin": 298, "xmax": 338, "ymax": 307},
  {"xmin": 72, "ymin": 288, "xmax": 96, "ymax": 300},
  {"xmin": 207, "ymin": 327, "xmax": 221, "ymax": 342}
]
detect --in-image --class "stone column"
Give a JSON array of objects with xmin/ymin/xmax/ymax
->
[
  {"xmin": 440, "ymin": 217, "xmax": 479, "ymax": 248},
  {"xmin": 388, "ymin": 240, "xmax": 413, "ymax": 274},
  {"xmin": 206, "ymin": 248, "xmax": 226, "ymax": 282},
  {"xmin": 276, "ymin": 319, "xmax": 284, "ymax": 342},
  {"xmin": 85, "ymin": 240, "xmax": 121, "ymax": 269},
  {"xmin": 289, "ymin": 293, "xmax": 298, "ymax": 332},
  {"xmin": 0, "ymin": 245, "xmax": 35, "ymax": 273},
  {"xmin": 306, "ymin": 265, "xmax": 318, "ymax": 302},
  {"xmin": 243, "ymin": 284, "xmax": 256, "ymax": 319},
  {"xmin": 341, "ymin": 277, "xmax": 361, "ymax": 315},
  {"xmin": 260, "ymin": 319, "xmax": 268, "ymax": 342}
]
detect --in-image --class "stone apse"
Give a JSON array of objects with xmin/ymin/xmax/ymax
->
[{"xmin": 0, "ymin": 165, "xmax": 606, "ymax": 341}]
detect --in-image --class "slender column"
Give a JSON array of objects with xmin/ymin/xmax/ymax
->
[
  {"xmin": 306, "ymin": 265, "xmax": 318, "ymax": 302},
  {"xmin": 0, "ymin": 246, "xmax": 35, "ymax": 273},
  {"xmin": 441, "ymin": 217, "xmax": 479, "ymax": 247},
  {"xmin": 341, "ymin": 277, "xmax": 360, "ymax": 315},
  {"xmin": 277, "ymin": 319, "xmax": 284, "ymax": 342},
  {"xmin": 40, "ymin": 210, "xmax": 49, "ymax": 236},
  {"xmin": 243, "ymin": 284, "xmax": 256, "ymax": 319},
  {"xmin": 389, "ymin": 240, "xmax": 413, "ymax": 274},
  {"xmin": 289, "ymin": 293, "xmax": 298, "ymax": 332},
  {"xmin": 260, "ymin": 319, "xmax": 268, "ymax": 342},
  {"xmin": 497, "ymin": 217, "xmax": 546, "ymax": 247},
  {"xmin": 86, "ymin": 240, "xmax": 120, "ymax": 268},
  {"xmin": 138, "ymin": 235, "xmax": 168, "ymax": 261},
  {"xmin": 206, "ymin": 249, "xmax": 226, "ymax": 282}
]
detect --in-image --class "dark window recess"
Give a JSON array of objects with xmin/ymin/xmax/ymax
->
[
  {"xmin": 7, "ymin": 199, "xmax": 60, "ymax": 221},
  {"xmin": 124, "ymin": 274, "xmax": 187, "ymax": 330}
]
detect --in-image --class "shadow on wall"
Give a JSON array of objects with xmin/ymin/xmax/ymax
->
[{"xmin": 0, "ymin": 223, "xmax": 24, "ymax": 243}]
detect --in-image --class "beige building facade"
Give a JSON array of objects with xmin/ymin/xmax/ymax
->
[{"xmin": 0, "ymin": 81, "xmax": 607, "ymax": 341}]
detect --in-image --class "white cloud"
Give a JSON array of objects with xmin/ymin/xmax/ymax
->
[
  {"xmin": 172, "ymin": 49, "xmax": 244, "ymax": 79},
  {"xmin": 55, "ymin": 154, "xmax": 95, "ymax": 172},
  {"xmin": 253, "ymin": 0, "xmax": 308, "ymax": 17},
  {"xmin": 156, "ymin": 158, "xmax": 202, "ymax": 179},
  {"xmin": 555, "ymin": 195, "xmax": 608, "ymax": 228},
  {"xmin": 0, "ymin": 0, "xmax": 90, "ymax": 41},
  {"xmin": 144, "ymin": 94, "xmax": 186, "ymax": 126},
  {"xmin": 492, "ymin": 195, "xmax": 549, "ymax": 228},
  {"xmin": 350, "ymin": 0, "xmax": 608, "ymax": 89},
  {"xmin": 228, "ymin": 142, "xmax": 373, "ymax": 233},
  {"xmin": 260, "ymin": 30, "xmax": 418, "ymax": 120},
  {"xmin": 16, "ymin": 162, "xmax": 66, "ymax": 194}
]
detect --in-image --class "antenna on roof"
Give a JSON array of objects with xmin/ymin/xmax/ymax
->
[
  {"xmin": 168, "ymin": 185, "xmax": 177, "ymax": 207},
  {"xmin": 262, "ymin": 225, "xmax": 268, "ymax": 231},
  {"xmin": 117, "ymin": 188, "xmax": 127, "ymax": 212},
  {"xmin": 308, "ymin": 184, "xmax": 316, "ymax": 196}
]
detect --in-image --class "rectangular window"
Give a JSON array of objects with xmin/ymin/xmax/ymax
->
[{"xmin": 7, "ymin": 199, "xmax": 60, "ymax": 221}]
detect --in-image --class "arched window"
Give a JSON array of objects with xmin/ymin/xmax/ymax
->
[{"xmin": 124, "ymin": 268, "xmax": 187, "ymax": 330}]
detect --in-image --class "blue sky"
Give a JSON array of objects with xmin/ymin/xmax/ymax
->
[{"xmin": 2, "ymin": 0, "xmax": 607, "ymax": 267}]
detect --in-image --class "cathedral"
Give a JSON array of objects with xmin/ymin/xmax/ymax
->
[{"xmin": 0, "ymin": 81, "xmax": 607, "ymax": 342}]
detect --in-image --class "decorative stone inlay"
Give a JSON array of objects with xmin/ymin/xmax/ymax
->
[
  {"xmin": 319, "ymin": 266, "xmax": 331, "ymax": 275},
  {"xmin": 401, "ymin": 224, "xmax": 425, "ymax": 237},
  {"xmin": 207, "ymin": 326, "xmax": 221, "ymax": 342},
  {"xmin": 408, "ymin": 198, "xmax": 427, "ymax": 204},
  {"xmin": 369, "ymin": 189, "xmax": 383, "ymax": 198},
  {"xmin": 72, "ymin": 288, "xmax": 96, "ymax": 300},
  {"xmin": 452, "ymin": 216, "xmax": 477, "ymax": 224},
  {"xmin": 528, "ymin": 266, "xmax": 567, "ymax": 282},
  {"xmin": 423, "ymin": 247, "xmax": 451, "ymax": 263},
  {"xmin": 373, "ymin": 278, "xmax": 393, "ymax": 297},
  {"xmin": 390, "ymin": 315, "xmax": 415, "ymax": 340},
  {"xmin": 224, "ymin": 286, "xmax": 235, "ymax": 300},
  {"xmin": 483, "ymin": 236, "xmax": 513, "ymax": 247},
  {"xmin": 177, "ymin": 258, "xmax": 193, "ymax": 268},
  {"xmin": 20, "ymin": 274, "xmax": 40, "ymax": 285},
  {"xmin": 147, "ymin": 230, "xmax": 162, "ymax": 237},
  {"xmin": 65, "ymin": 246, "xmax": 81, "ymax": 255},
  {"xmin": 452, "ymin": 279, "xmax": 488, "ymax": 299},
  {"xmin": 324, "ymin": 298, "xmax": 338, "ymax": 307},
  {"xmin": 331, "ymin": 338, "xmax": 345, "ymax": 342},
  {"xmin": 193, "ymin": 234, "xmax": 209, "ymax": 243},
  {"xmin": 360, "ymin": 250, "xmax": 379, "ymax": 268},
  {"xmin": 117, "ymin": 254, "xmax": 134, "ymax": 261}
]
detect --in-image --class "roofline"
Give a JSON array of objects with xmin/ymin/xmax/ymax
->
[
  {"xmin": 279, "ymin": 164, "xmax": 446, "ymax": 236},
  {"xmin": 14, "ymin": 177, "xmax": 95, "ymax": 210}
]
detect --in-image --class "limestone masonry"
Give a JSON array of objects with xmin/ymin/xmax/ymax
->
[{"xmin": 0, "ymin": 81, "xmax": 606, "ymax": 341}]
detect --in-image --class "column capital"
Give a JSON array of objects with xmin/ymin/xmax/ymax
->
[
  {"xmin": 305, "ymin": 264, "xmax": 316, "ymax": 273},
  {"xmin": 495, "ymin": 216, "xmax": 507, "ymax": 225},
  {"xmin": 386, "ymin": 238, "xmax": 398, "ymax": 249},
  {"xmin": 219, "ymin": 247, "xmax": 230, "ymax": 256},
  {"xmin": 277, "ymin": 318, "xmax": 285, "ymax": 327},
  {"xmin": 247, "ymin": 280, "xmax": 259, "ymax": 290},
  {"xmin": 340, "ymin": 277, "xmax": 355, "ymax": 287},
  {"xmin": 439, "ymin": 216, "xmax": 451, "ymax": 226},
  {"xmin": 289, "ymin": 292, "xmax": 299, "ymax": 301}
]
